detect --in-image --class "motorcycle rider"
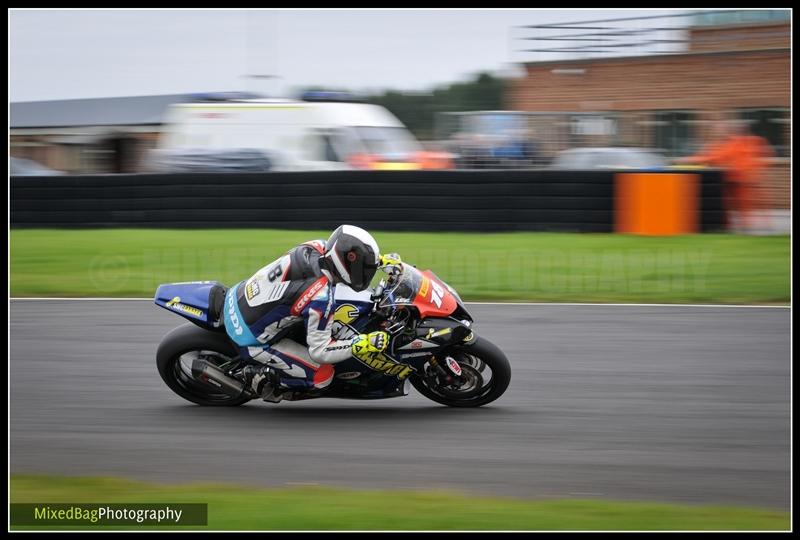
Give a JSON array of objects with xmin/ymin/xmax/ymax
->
[{"xmin": 223, "ymin": 224, "xmax": 398, "ymax": 402}]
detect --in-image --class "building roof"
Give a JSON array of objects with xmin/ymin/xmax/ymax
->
[{"xmin": 10, "ymin": 93, "xmax": 193, "ymax": 128}]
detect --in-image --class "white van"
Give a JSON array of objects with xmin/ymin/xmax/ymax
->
[{"xmin": 152, "ymin": 93, "xmax": 444, "ymax": 172}]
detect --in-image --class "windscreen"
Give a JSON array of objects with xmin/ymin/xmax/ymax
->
[{"xmin": 378, "ymin": 265, "xmax": 424, "ymax": 308}]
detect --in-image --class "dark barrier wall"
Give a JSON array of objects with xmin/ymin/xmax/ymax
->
[{"xmin": 10, "ymin": 170, "xmax": 724, "ymax": 232}]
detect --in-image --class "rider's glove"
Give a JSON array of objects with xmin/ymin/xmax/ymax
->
[{"xmin": 351, "ymin": 331, "xmax": 389, "ymax": 361}]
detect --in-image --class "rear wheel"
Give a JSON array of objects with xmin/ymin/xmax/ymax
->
[
  {"xmin": 156, "ymin": 323, "xmax": 252, "ymax": 406},
  {"xmin": 410, "ymin": 336, "xmax": 511, "ymax": 407}
]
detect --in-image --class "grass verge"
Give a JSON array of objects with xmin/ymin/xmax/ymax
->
[
  {"xmin": 10, "ymin": 229, "xmax": 789, "ymax": 304},
  {"xmin": 10, "ymin": 475, "xmax": 789, "ymax": 531}
]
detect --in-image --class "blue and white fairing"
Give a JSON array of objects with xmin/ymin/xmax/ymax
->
[{"xmin": 154, "ymin": 281, "xmax": 226, "ymax": 330}]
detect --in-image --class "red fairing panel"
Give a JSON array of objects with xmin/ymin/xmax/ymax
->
[{"xmin": 413, "ymin": 271, "xmax": 457, "ymax": 319}]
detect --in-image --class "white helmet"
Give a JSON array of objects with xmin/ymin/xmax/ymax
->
[{"xmin": 322, "ymin": 225, "xmax": 380, "ymax": 291}]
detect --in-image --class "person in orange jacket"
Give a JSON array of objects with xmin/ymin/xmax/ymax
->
[{"xmin": 678, "ymin": 120, "xmax": 774, "ymax": 232}]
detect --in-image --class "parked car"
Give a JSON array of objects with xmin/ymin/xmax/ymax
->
[
  {"xmin": 10, "ymin": 157, "xmax": 64, "ymax": 176},
  {"xmin": 549, "ymin": 148, "xmax": 667, "ymax": 170}
]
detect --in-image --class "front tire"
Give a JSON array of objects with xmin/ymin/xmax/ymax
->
[
  {"xmin": 410, "ymin": 336, "xmax": 511, "ymax": 407},
  {"xmin": 156, "ymin": 323, "xmax": 252, "ymax": 406}
]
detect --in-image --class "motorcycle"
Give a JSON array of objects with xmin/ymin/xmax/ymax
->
[{"xmin": 153, "ymin": 262, "xmax": 511, "ymax": 408}]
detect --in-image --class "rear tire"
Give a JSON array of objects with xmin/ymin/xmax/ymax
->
[
  {"xmin": 410, "ymin": 336, "xmax": 511, "ymax": 407},
  {"xmin": 156, "ymin": 323, "xmax": 252, "ymax": 406}
]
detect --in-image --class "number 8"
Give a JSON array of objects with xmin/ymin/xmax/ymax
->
[{"xmin": 268, "ymin": 264, "xmax": 283, "ymax": 282}]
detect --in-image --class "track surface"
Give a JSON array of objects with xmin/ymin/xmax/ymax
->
[{"xmin": 10, "ymin": 301, "xmax": 790, "ymax": 510}]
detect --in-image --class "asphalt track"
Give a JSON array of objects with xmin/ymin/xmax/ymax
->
[{"xmin": 10, "ymin": 301, "xmax": 790, "ymax": 510}]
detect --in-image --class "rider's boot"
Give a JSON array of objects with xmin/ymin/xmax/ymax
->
[{"xmin": 241, "ymin": 364, "xmax": 284, "ymax": 403}]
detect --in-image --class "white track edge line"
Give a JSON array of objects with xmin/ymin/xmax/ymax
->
[{"xmin": 8, "ymin": 297, "xmax": 790, "ymax": 308}]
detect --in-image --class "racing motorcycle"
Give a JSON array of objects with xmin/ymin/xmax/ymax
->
[{"xmin": 153, "ymin": 262, "xmax": 511, "ymax": 408}]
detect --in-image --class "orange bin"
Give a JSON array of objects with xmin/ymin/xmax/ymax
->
[{"xmin": 615, "ymin": 173, "xmax": 699, "ymax": 235}]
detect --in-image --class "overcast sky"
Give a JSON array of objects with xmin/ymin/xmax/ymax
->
[{"xmin": 10, "ymin": 9, "xmax": 692, "ymax": 102}]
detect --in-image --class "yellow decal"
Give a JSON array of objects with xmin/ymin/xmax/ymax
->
[
  {"xmin": 357, "ymin": 353, "xmax": 415, "ymax": 379},
  {"xmin": 245, "ymin": 280, "xmax": 260, "ymax": 301},
  {"xmin": 166, "ymin": 296, "xmax": 203, "ymax": 317},
  {"xmin": 418, "ymin": 277, "xmax": 430, "ymax": 298},
  {"xmin": 426, "ymin": 327, "xmax": 452, "ymax": 340},
  {"xmin": 331, "ymin": 304, "xmax": 361, "ymax": 340},
  {"xmin": 333, "ymin": 304, "xmax": 360, "ymax": 325}
]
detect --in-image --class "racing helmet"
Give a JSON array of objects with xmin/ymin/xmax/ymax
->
[{"xmin": 323, "ymin": 225, "xmax": 380, "ymax": 292}]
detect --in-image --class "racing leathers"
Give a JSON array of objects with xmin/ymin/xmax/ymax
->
[{"xmin": 223, "ymin": 240, "xmax": 361, "ymax": 393}]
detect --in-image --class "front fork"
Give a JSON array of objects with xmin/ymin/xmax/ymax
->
[{"xmin": 426, "ymin": 354, "xmax": 466, "ymax": 387}]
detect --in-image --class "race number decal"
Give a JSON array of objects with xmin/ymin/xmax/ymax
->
[
  {"xmin": 430, "ymin": 280, "xmax": 445, "ymax": 309},
  {"xmin": 245, "ymin": 255, "xmax": 291, "ymax": 306}
]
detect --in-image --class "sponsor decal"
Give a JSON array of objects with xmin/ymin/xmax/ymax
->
[
  {"xmin": 291, "ymin": 277, "xmax": 327, "ymax": 315},
  {"xmin": 426, "ymin": 327, "xmax": 452, "ymax": 339},
  {"xmin": 245, "ymin": 280, "xmax": 260, "ymax": 301},
  {"xmin": 227, "ymin": 294, "xmax": 243, "ymax": 336},
  {"xmin": 397, "ymin": 351, "xmax": 431, "ymax": 359},
  {"xmin": 351, "ymin": 350, "xmax": 415, "ymax": 379},
  {"xmin": 400, "ymin": 339, "xmax": 437, "ymax": 350},
  {"xmin": 446, "ymin": 357, "xmax": 463, "ymax": 376},
  {"xmin": 336, "ymin": 371, "xmax": 362, "ymax": 380},
  {"xmin": 333, "ymin": 304, "xmax": 360, "ymax": 324},
  {"xmin": 330, "ymin": 303, "xmax": 361, "ymax": 340},
  {"xmin": 165, "ymin": 296, "xmax": 203, "ymax": 318},
  {"xmin": 418, "ymin": 277, "xmax": 430, "ymax": 298}
]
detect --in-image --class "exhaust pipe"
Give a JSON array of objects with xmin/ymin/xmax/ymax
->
[{"xmin": 191, "ymin": 358, "xmax": 247, "ymax": 397}]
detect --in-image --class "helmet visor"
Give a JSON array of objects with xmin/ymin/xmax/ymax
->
[{"xmin": 348, "ymin": 259, "xmax": 379, "ymax": 291}]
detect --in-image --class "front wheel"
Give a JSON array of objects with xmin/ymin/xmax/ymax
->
[{"xmin": 410, "ymin": 336, "xmax": 511, "ymax": 407}]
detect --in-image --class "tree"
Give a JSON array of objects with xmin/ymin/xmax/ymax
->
[
  {"xmin": 298, "ymin": 72, "xmax": 507, "ymax": 140},
  {"xmin": 371, "ymin": 73, "xmax": 506, "ymax": 140}
]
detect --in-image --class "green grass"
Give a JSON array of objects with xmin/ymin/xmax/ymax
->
[
  {"xmin": 9, "ymin": 229, "xmax": 790, "ymax": 304},
  {"xmin": 9, "ymin": 475, "xmax": 789, "ymax": 531}
]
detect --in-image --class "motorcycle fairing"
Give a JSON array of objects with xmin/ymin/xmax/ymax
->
[{"xmin": 154, "ymin": 281, "xmax": 226, "ymax": 330}]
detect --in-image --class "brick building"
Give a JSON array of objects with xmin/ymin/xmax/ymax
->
[{"xmin": 508, "ymin": 10, "xmax": 790, "ymax": 208}]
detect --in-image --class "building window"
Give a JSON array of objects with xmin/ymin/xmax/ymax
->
[
  {"xmin": 652, "ymin": 111, "xmax": 697, "ymax": 157},
  {"xmin": 739, "ymin": 108, "xmax": 789, "ymax": 158}
]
